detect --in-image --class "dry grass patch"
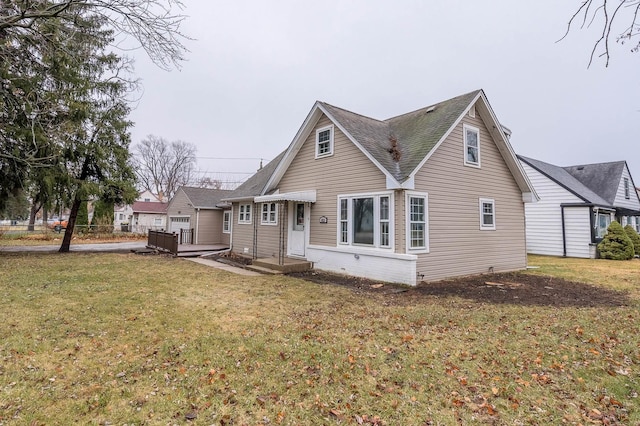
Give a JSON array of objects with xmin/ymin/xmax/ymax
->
[{"xmin": 0, "ymin": 253, "xmax": 639, "ymax": 425}]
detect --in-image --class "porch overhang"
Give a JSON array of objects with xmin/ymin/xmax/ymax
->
[{"xmin": 254, "ymin": 190, "xmax": 317, "ymax": 203}]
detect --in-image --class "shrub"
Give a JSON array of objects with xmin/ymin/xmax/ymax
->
[
  {"xmin": 623, "ymin": 224, "xmax": 640, "ymax": 256},
  {"xmin": 597, "ymin": 221, "xmax": 634, "ymax": 260}
]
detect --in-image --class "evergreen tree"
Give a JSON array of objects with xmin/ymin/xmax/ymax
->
[
  {"xmin": 597, "ymin": 221, "xmax": 635, "ymax": 260},
  {"xmin": 623, "ymin": 224, "xmax": 640, "ymax": 256}
]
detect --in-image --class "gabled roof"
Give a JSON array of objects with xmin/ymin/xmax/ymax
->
[
  {"xmin": 258, "ymin": 89, "xmax": 535, "ymax": 197},
  {"xmin": 563, "ymin": 161, "xmax": 626, "ymax": 205},
  {"xmin": 178, "ymin": 187, "xmax": 234, "ymax": 209},
  {"xmin": 224, "ymin": 151, "xmax": 287, "ymax": 200},
  {"xmin": 132, "ymin": 201, "xmax": 168, "ymax": 214},
  {"xmin": 518, "ymin": 156, "xmax": 610, "ymax": 206},
  {"xmin": 319, "ymin": 91, "xmax": 480, "ymax": 182}
]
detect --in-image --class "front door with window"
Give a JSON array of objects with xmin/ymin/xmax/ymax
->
[{"xmin": 289, "ymin": 202, "xmax": 308, "ymax": 257}]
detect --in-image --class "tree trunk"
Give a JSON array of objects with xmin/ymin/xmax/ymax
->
[
  {"xmin": 27, "ymin": 203, "xmax": 40, "ymax": 232},
  {"xmin": 59, "ymin": 197, "xmax": 81, "ymax": 253}
]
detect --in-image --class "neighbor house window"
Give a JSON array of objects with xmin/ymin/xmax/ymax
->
[
  {"xmin": 238, "ymin": 204, "xmax": 252, "ymax": 224},
  {"xmin": 261, "ymin": 203, "xmax": 277, "ymax": 225},
  {"xmin": 223, "ymin": 211, "xmax": 231, "ymax": 233},
  {"xmin": 595, "ymin": 212, "xmax": 611, "ymax": 239},
  {"xmin": 464, "ymin": 124, "xmax": 480, "ymax": 167},
  {"xmin": 479, "ymin": 198, "xmax": 496, "ymax": 230},
  {"xmin": 624, "ymin": 178, "xmax": 630, "ymax": 199},
  {"xmin": 407, "ymin": 194, "xmax": 428, "ymax": 251},
  {"xmin": 316, "ymin": 125, "xmax": 334, "ymax": 158},
  {"xmin": 337, "ymin": 193, "xmax": 393, "ymax": 248},
  {"xmin": 154, "ymin": 218, "xmax": 162, "ymax": 226}
]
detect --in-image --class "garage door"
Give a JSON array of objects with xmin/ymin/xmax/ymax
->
[{"xmin": 169, "ymin": 216, "xmax": 190, "ymax": 234}]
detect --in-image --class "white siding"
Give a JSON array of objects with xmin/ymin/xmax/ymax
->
[
  {"xmin": 613, "ymin": 165, "xmax": 640, "ymax": 210},
  {"xmin": 563, "ymin": 207, "xmax": 593, "ymax": 258},
  {"xmin": 520, "ymin": 162, "xmax": 585, "ymax": 256}
]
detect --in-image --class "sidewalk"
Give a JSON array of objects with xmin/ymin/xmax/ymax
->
[{"xmin": 185, "ymin": 257, "xmax": 262, "ymax": 276}]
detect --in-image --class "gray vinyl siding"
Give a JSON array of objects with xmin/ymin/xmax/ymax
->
[
  {"xmin": 166, "ymin": 190, "xmax": 194, "ymax": 232},
  {"xmin": 231, "ymin": 202, "xmax": 255, "ymax": 256},
  {"xmin": 195, "ymin": 210, "xmax": 225, "ymax": 244},
  {"xmin": 278, "ymin": 115, "xmax": 388, "ymax": 248},
  {"xmin": 520, "ymin": 162, "xmax": 585, "ymax": 256},
  {"xmin": 414, "ymin": 114, "xmax": 527, "ymax": 282}
]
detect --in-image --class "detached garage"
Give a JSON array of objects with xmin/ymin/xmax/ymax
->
[{"xmin": 166, "ymin": 187, "xmax": 233, "ymax": 245}]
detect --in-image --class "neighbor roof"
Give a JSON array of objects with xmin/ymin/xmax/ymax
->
[
  {"xmin": 132, "ymin": 201, "xmax": 168, "ymax": 214},
  {"xmin": 179, "ymin": 187, "xmax": 233, "ymax": 209},
  {"xmin": 563, "ymin": 161, "xmax": 626, "ymax": 205},
  {"xmin": 518, "ymin": 156, "xmax": 614, "ymax": 206}
]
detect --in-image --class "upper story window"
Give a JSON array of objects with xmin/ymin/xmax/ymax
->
[
  {"xmin": 624, "ymin": 177, "xmax": 630, "ymax": 199},
  {"xmin": 223, "ymin": 211, "xmax": 231, "ymax": 233},
  {"xmin": 238, "ymin": 204, "xmax": 252, "ymax": 224},
  {"xmin": 316, "ymin": 125, "xmax": 334, "ymax": 158},
  {"xmin": 463, "ymin": 124, "xmax": 480, "ymax": 167},
  {"xmin": 261, "ymin": 203, "xmax": 277, "ymax": 225},
  {"xmin": 338, "ymin": 193, "xmax": 392, "ymax": 248},
  {"xmin": 479, "ymin": 198, "xmax": 495, "ymax": 230}
]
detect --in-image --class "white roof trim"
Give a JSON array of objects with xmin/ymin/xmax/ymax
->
[{"xmin": 254, "ymin": 190, "xmax": 317, "ymax": 203}]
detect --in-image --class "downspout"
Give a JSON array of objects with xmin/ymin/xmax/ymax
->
[
  {"xmin": 589, "ymin": 207, "xmax": 596, "ymax": 243},
  {"xmin": 195, "ymin": 208, "xmax": 200, "ymax": 245},
  {"xmin": 560, "ymin": 205, "xmax": 567, "ymax": 257},
  {"xmin": 229, "ymin": 205, "xmax": 234, "ymax": 251}
]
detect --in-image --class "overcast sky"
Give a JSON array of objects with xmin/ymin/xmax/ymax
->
[{"xmin": 128, "ymin": 0, "xmax": 640, "ymax": 188}]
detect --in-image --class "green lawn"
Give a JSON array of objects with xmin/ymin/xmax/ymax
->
[{"xmin": 0, "ymin": 253, "xmax": 638, "ymax": 425}]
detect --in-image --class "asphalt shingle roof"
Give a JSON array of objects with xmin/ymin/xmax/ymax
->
[
  {"xmin": 563, "ymin": 161, "xmax": 625, "ymax": 205},
  {"xmin": 180, "ymin": 187, "xmax": 233, "ymax": 209},
  {"xmin": 320, "ymin": 90, "xmax": 480, "ymax": 182},
  {"xmin": 518, "ymin": 155, "xmax": 612, "ymax": 206},
  {"xmin": 226, "ymin": 151, "xmax": 287, "ymax": 199},
  {"xmin": 132, "ymin": 201, "xmax": 168, "ymax": 214}
]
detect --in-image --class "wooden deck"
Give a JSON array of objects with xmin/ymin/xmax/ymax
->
[{"xmin": 146, "ymin": 243, "xmax": 229, "ymax": 257}]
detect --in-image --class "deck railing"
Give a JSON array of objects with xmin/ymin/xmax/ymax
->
[{"xmin": 148, "ymin": 230, "xmax": 178, "ymax": 255}]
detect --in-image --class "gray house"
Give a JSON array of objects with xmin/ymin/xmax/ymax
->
[{"xmin": 518, "ymin": 156, "xmax": 640, "ymax": 258}]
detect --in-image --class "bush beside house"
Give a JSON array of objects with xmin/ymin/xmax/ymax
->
[
  {"xmin": 624, "ymin": 224, "xmax": 640, "ymax": 256},
  {"xmin": 597, "ymin": 221, "xmax": 635, "ymax": 260}
]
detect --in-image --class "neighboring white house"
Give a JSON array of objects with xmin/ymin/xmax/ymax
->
[
  {"xmin": 519, "ymin": 156, "xmax": 640, "ymax": 258},
  {"xmin": 131, "ymin": 201, "xmax": 168, "ymax": 234},
  {"xmin": 114, "ymin": 190, "xmax": 162, "ymax": 230}
]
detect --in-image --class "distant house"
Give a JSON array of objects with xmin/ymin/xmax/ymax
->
[
  {"xmin": 114, "ymin": 190, "xmax": 162, "ymax": 230},
  {"xmin": 223, "ymin": 90, "xmax": 537, "ymax": 285},
  {"xmin": 131, "ymin": 201, "xmax": 168, "ymax": 233},
  {"xmin": 165, "ymin": 186, "xmax": 233, "ymax": 245},
  {"xmin": 518, "ymin": 156, "xmax": 640, "ymax": 258}
]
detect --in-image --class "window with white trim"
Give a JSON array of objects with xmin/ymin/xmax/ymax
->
[
  {"xmin": 154, "ymin": 218, "xmax": 162, "ymax": 226},
  {"xmin": 407, "ymin": 194, "xmax": 428, "ymax": 250},
  {"xmin": 337, "ymin": 193, "xmax": 392, "ymax": 248},
  {"xmin": 464, "ymin": 124, "xmax": 480, "ymax": 167},
  {"xmin": 261, "ymin": 202, "xmax": 277, "ymax": 225},
  {"xmin": 238, "ymin": 204, "xmax": 252, "ymax": 224},
  {"xmin": 479, "ymin": 198, "xmax": 496, "ymax": 230},
  {"xmin": 624, "ymin": 178, "xmax": 630, "ymax": 199},
  {"xmin": 315, "ymin": 125, "xmax": 334, "ymax": 158},
  {"xmin": 223, "ymin": 211, "xmax": 231, "ymax": 233}
]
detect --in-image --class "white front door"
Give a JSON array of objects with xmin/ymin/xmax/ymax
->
[{"xmin": 288, "ymin": 202, "xmax": 308, "ymax": 257}]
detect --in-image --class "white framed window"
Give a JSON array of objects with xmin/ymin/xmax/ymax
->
[
  {"xmin": 479, "ymin": 198, "xmax": 496, "ymax": 230},
  {"xmin": 463, "ymin": 124, "xmax": 480, "ymax": 167},
  {"xmin": 238, "ymin": 204, "xmax": 252, "ymax": 224},
  {"xmin": 223, "ymin": 211, "xmax": 231, "ymax": 233},
  {"xmin": 261, "ymin": 203, "xmax": 277, "ymax": 225},
  {"xmin": 315, "ymin": 125, "xmax": 334, "ymax": 158},
  {"xmin": 624, "ymin": 178, "xmax": 630, "ymax": 199},
  {"xmin": 406, "ymin": 192, "xmax": 428, "ymax": 252},
  {"xmin": 337, "ymin": 192, "xmax": 393, "ymax": 249},
  {"xmin": 154, "ymin": 218, "xmax": 162, "ymax": 226}
]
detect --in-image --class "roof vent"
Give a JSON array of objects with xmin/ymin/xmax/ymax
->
[
  {"xmin": 426, "ymin": 106, "xmax": 436, "ymax": 113},
  {"xmin": 577, "ymin": 166, "xmax": 584, "ymax": 171}
]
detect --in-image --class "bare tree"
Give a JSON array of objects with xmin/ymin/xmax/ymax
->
[
  {"xmin": 0, "ymin": 0, "xmax": 189, "ymax": 70},
  {"xmin": 134, "ymin": 135, "xmax": 196, "ymax": 201},
  {"xmin": 560, "ymin": 0, "xmax": 640, "ymax": 66}
]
